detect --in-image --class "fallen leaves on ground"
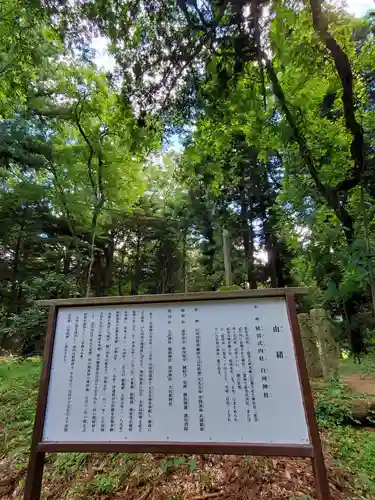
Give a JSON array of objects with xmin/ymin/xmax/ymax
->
[{"xmin": 1, "ymin": 444, "xmax": 363, "ymax": 500}]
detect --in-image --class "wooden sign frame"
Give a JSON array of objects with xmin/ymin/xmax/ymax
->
[{"xmin": 24, "ymin": 289, "xmax": 330, "ymax": 500}]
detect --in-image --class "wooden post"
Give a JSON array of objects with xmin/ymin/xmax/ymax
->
[
  {"xmin": 26, "ymin": 289, "xmax": 330, "ymax": 500},
  {"xmin": 24, "ymin": 306, "xmax": 57, "ymax": 500},
  {"xmin": 286, "ymin": 296, "xmax": 331, "ymax": 500},
  {"xmin": 222, "ymin": 228, "xmax": 232, "ymax": 286},
  {"xmin": 23, "ymin": 451, "xmax": 45, "ymax": 500}
]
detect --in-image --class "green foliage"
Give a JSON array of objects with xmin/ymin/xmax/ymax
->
[
  {"xmin": 0, "ymin": 0, "xmax": 372, "ymax": 354},
  {"xmin": 1, "ymin": 2, "xmax": 375, "ymax": 497},
  {"xmin": 25, "ymin": 272, "xmax": 79, "ymax": 301},
  {"xmin": 65, "ymin": 453, "xmax": 141, "ymax": 498},
  {"xmin": 2, "ymin": 356, "xmax": 375, "ymax": 497},
  {"xmin": 88, "ymin": 474, "xmax": 118, "ymax": 494},
  {"xmin": 188, "ymin": 458, "xmax": 197, "ymax": 473},
  {"xmin": 0, "ymin": 272, "xmax": 80, "ymax": 353},
  {"xmin": 1, "ymin": 306, "xmax": 48, "ymax": 354},
  {"xmin": 290, "ymin": 496, "xmax": 313, "ymax": 500},
  {"xmin": 160, "ymin": 456, "xmax": 197, "ymax": 474},
  {"xmin": 53, "ymin": 453, "xmax": 91, "ymax": 477},
  {"xmin": 0, "ymin": 357, "xmax": 41, "ymax": 461},
  {"xmin": 314, "ymin": 381, "xmax": 355, "ymax": 428},
  {"xmin": 0, "ymin": 357, "xmax": 147, "ymax": 496},
  {"xmin": 328, "ymin": 427, "xmax": 375, "ymax": 496},
  {"xmin": 0, "ymin": 0, "xmax": 61, "ymax": 118},
  {"xmin": 340, "ymin": 354, "xmax": 375, "ymax": 377},
  {"xmin": 217, "ymin": 285, "xmax": 244, "ymax": 291}
]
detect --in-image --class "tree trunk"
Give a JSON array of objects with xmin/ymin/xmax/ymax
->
[
  {"xmin": 84, "ymin": 229, "xmax": 96, "ymax": 297},
  {"xmin": 78, "ymin": 261, "xmax": 88, "ymax": 297},
  {"xmin": 239, "ymin": 166, "xmax": 256, "ymax": 289},
  {"xmin": 274, "ymin": 240, "xmax": 291, "ymax": 287},
  {"xmin": 131, "ymin": 232, "xmax": 142, "ymax": 296},
  {"xmin": 205, "ymin": 224, "xmax": 215, "ymax": 277},
  {"xmin": 222, "ymin": 229, "xmax": 232, "ymax": 286},
  {"xmin": 118, "ymin": 249, "xmax": 126, "ymax": 296},
  {"xmin": 63, "ymin": 246, "xmax": 72, "ymax": 275},
  {"xmin": 102, "ymin": 236, "xmax": 114, "ymax": 296},
  {"xmin": 265, "ymin": 220, "xmax": 289, "ymax": 288},
  {"xmin": 263, "ymin": 208, "xmax": 278, "ymax": 288},
  {"xmin": 267, "ymin": 238, "xmax": 278, "ymax": 288},
  {"xmin": 309, "ymin": 0, "xmax": 364, "ymax": 193},
  {"xmin": 182, "ymin": 225, "xmax": 188, "ymax": 293},
  {"xmin": 343, "ymin": 294, "xmax": 367, "ymax": 358},
  {"xmin": 265, "ymin": 59, "xmax": 356, "ymax": 246},
  {"xmin": 91, "ymin": 251, "xmax": 102, "ymax": 297},
  {"xmin": 9, "ymin": 225, "xmax": 24, "ymax": 315},
  {"xmin": 240, "ymin": 186, "xmax": 256, "ymax": 288},
  {"xmin": 157, "ymin": 243, "xmax": 168, "ymax": 294}
]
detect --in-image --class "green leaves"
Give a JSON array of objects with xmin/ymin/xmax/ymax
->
[
  {"xmin": 159, "ymin": 456, "xmax": 197, "ymax": 474},
  {"xmin": 0, "ymin": 0, "xmax": 61, "ymax": 119}
]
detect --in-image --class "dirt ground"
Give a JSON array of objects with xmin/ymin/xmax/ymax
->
[
  {"xmin": 1, "ymin": 452, "xmax": 355, "ymax": 500},
  {"xmin": 342, "ymin": 374, "xmax": 375, "ymax": 396}
]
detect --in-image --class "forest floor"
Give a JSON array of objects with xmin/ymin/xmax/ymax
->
[
  {"xmin": 342, "ymin": 374, "xmax": 375, "ymax": 397},
  {"xmin": 1, "ymin": 356, "xmax": 375, "ymax": 500}
]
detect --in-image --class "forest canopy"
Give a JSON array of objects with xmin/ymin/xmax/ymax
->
[{"xmin": 0, "ymin": 0, "xmax": 374, "ymax": 354}]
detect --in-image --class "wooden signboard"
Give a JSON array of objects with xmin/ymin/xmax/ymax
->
[{"xmin": 24, "ymin": 290, "xmax": 330, "ymax": 500}]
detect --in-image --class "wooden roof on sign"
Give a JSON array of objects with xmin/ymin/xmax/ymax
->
[{"xmin": 36, "ymin": 287, "xmax": 310, "ymax": 307}]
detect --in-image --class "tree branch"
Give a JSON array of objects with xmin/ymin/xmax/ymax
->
[
  {"xmin": 47, "ymin": 160, "xmax": 78, "ymax": 241},
  {"xmin": 251, "ymin": 0, "xmax": 267, "ymax": 110},
  {"xmin": 265, "ymin": 58, "xmax": 355, "ymax": 244},
  {"xmin": 309, "ymin": 0, "xmax": 365, "ymax": 192},
  {"xmin": 75, "ymin": 100, "xmax": 96, "ymax": 194}
]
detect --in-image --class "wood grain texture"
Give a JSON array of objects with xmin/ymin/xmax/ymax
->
[
  {"xmin": 37, "ymin": 441, "xmax": 315, "ymax": 457},
  {"xmin": 24, "ymin": 306, "xmax": 57, "ymax": 500},
  {"xmin": 36, "ymin": 287, "xmax": 309, "ymax": 307},
  {"xmin": 286, "ymin": 294, "xmax": 331, "ymax": 500},
  {"xmin": 25, "ymin": 291, "xmax": 331, "ymax": 500}
]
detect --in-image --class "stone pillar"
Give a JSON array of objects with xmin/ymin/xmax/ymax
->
[
  {"xmin": 310, "ymin": 308, "xmax": 340, "ymax": 381},
  {"xmin": 298, "ymin": 313, "xmax": 323, "ymax": 378}
]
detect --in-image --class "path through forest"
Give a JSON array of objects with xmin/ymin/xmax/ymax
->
[{"xmin": 342, "ymin": 374, "xmax": 375, "ymax": 396}]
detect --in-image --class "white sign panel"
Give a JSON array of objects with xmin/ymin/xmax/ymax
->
[{"xmin": 43, "ymin": 298, "xmax": 310, "ymax": 445}]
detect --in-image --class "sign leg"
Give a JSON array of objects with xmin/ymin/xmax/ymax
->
[
  {"xmin": 23, "ymin": 451, "xmax": 45, "ymax": 500},
  {"xmin": 286, "ymin": 294, "xmax": 331, "ymax": 500},
  {"xmin": 24, "ymin": 306, "xmax": 56, "ymax": 500},
  {"xmin": 311, "ymin": 454, "xmax": 331, "ymax": 500}
]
